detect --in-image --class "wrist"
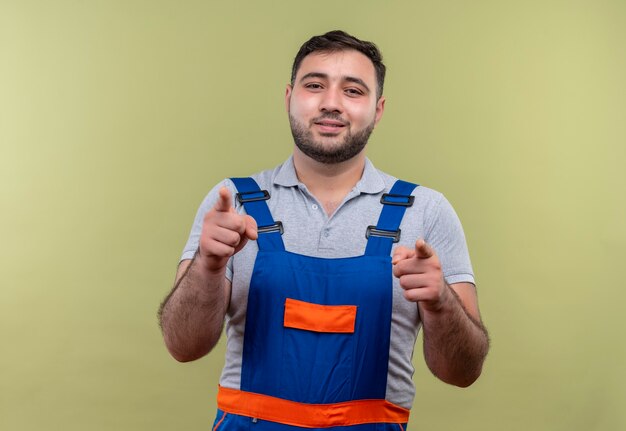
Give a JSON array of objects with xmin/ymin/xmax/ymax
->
[
  {"xmin": 421, "ymin": 282, "xmax": 457, "ymax": 314},
  {"xmin": 194, "ymin": 249, "xmax": 228, "ymax": 278}
]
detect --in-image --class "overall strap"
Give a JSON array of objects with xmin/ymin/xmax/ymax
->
[
  {"xmin": 230, "ymin": 177, "xmax": 285, "ymax": 252},
  {"xmin": 364, "ymin": 180, "xmax": 418, "ymax": 256}
]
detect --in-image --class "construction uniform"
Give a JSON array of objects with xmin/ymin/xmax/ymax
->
[{"xmin": 180, "ymin": 157, "xmax": 475, "ymax": 430}]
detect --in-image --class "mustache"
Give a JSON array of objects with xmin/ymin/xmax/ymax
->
[{"xmin": 311, "ymin": 113, "xmax": 349, "ymax": 126}]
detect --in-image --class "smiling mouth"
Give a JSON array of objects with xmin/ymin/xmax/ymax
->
[
  {"xmin": 314, "ymin": 123, "xmax": 346, "ymax": 136},
  {"xmin": 316, "ymin": 121, "xmax": 344, "ymax": 126},
  {"xmin": 313, "ymin": 119, "xmax": 348, "ymax": 133}
]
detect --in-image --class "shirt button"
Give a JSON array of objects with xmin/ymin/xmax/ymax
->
[
  {"xmin": 312, "ymin": 204, "xmax": 318, "ymax": 210},
  {"xmin": 324, "ymin": 229, "xmax": 330, "ymax": 237}
]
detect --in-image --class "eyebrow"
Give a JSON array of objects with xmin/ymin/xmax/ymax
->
[{"xmin": 299, "ymin": 72, "xmax": 371, "ymax": 93}]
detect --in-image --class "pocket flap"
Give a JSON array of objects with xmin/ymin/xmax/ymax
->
[{"xmin": 284, "ymin": 298, "xmax": 356, "ymax": 333}]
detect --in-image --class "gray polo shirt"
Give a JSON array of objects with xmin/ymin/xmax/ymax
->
[{"xmin": 181, "ymin": 156, "xmax": 474, "ymax": 409}]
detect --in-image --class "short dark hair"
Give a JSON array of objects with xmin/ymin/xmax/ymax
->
[{"xmin": 290, "ymin": 30, "xmax": 386, "ymax": 99}]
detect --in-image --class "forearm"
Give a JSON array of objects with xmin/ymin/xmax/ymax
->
[
  {"xmin": 420, "ymin": 285, "xmax": 489, "ymax": 387},
  {"xmin": 159, "ymin": 255, "xmax": 228, "ymax": 362}
]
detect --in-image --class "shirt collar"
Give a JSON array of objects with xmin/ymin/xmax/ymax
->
[{"xmin": 274, "ymin": 155, "xmax": 385, "ymax": 195}]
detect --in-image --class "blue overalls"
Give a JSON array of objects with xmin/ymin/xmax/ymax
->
[{"xmin": 213, "ymin": 177, "xmax": 417, "ymax": 431}]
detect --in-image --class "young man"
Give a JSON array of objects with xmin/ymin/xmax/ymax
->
[{"xmin": 159, "ymin": 30, "xmax": 489, "ymax": 430}]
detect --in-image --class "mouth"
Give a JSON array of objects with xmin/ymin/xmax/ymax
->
[{"xmin": 313, "ymin": 119, "xmax": 347, "ymax": 133}]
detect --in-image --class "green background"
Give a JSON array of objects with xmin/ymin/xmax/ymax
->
[{"xmin": 2, "ymin": 1, "xmax": 625, "ymax": 430}]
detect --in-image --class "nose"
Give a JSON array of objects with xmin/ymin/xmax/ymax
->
[{"xmin": 319, "ymin": 88, "xmax": 343, "ymax": 114}]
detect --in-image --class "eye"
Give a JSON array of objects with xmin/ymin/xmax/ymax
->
[
  {"xmin": 304, "ymin": 82, "xmax": 323, "ymax": 90},
  {"xmin": 345, "ymin": 87, "xmax": 364, "ymax": 97}
]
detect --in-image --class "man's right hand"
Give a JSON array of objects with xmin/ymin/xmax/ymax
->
[{"xmin": 198, "ymin": 187, "xmax": 258, "ymax": 273}]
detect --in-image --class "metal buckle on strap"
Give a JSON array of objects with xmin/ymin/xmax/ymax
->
[
  {"xmin": 365, "ymin": 225, "xmax": 401, "ymax": 243},
  {"xmin": 380, "ymin": 193, "xmax": 414, "ymax": 207},
  {"xmin": 236, "ymin": 190, "xmax": 270, "ymax": 204},
  {"xmin": 258, "ymin": 221, "xmax": 284, "ymax": 235}
]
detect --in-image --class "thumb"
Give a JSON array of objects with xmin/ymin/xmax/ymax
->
[
  {"xmin": 233, "ymin": 215, "xmax": 258, "ymax": 254},
  {"xmin": 244, "ymin": 215, "xmax": 258, "ymax": 240},
  {"xmin": 415, "ymin": 239, "xmax": 434, "ymax": 259},
  {"xmin": 214, "ymin": 187, "xmax": 234, "ymax": 213},
  {"xmin": 392, "ymin": 246, "xmax": 414, "ymax": 265}
]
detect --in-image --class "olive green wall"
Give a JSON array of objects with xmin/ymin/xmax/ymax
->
[{"xmin": 2, "ymin": 1, "xmax": 624, "ymax": 430}]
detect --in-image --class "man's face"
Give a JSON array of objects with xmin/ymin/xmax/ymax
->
[{"xmin": 286, "ymin": 50, "xmax": 385, "ymax": 164}]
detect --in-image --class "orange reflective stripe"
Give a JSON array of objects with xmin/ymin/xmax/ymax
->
[
  {"xmin": 212, "ymin": 410, "xmax": 227, "ymax": 431},
  {"xmin": 283, "ymin": 298, "xmax": 357, "ymax": 333},
  {"xmin": 217, "ymin": 386, "xmax": 410, "ymax": 427}
]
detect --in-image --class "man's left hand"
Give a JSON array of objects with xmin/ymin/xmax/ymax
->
[{"xmin": 392, "ymin": 239, "xmax": 453, "ymax": 312}]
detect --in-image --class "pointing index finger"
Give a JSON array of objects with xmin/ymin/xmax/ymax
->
[
  {"xmin": 415, "ymin": 239, "xmax": 434, "ymax": 259},
  {"xmin": 214, "ymin": 187, "xmax": 234, "ymax": 213}
]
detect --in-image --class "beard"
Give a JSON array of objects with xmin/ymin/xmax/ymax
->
[{"xmin": 289, "ymin": 113, "xmax": 376, "ymax": 165}]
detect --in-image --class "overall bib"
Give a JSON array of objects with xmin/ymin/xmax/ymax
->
[{"xmin": 213, "ymin": 177, "xmax": 417, "ymax": 431}]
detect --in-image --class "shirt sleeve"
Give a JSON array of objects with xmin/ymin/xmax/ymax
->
[
  {"xmin": 424, "ymin": 193, "xmax": 475, "ymax": 286},
  {"xmin": 180, "ymin": 179, "xmax": 238, "ymax": 281}
]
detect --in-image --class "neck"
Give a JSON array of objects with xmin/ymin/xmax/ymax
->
[{"xmin": 293, "ymin": 148, "xmax": 366, "ymax": 215}]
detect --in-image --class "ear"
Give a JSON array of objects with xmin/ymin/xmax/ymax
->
[
  {"xmin": 285, "ymin": 84, "xmax": 293, "ymax": 112},
  {"xmin": 374, "ymin": 95, "xmax": 386, "ymax": 126}
]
